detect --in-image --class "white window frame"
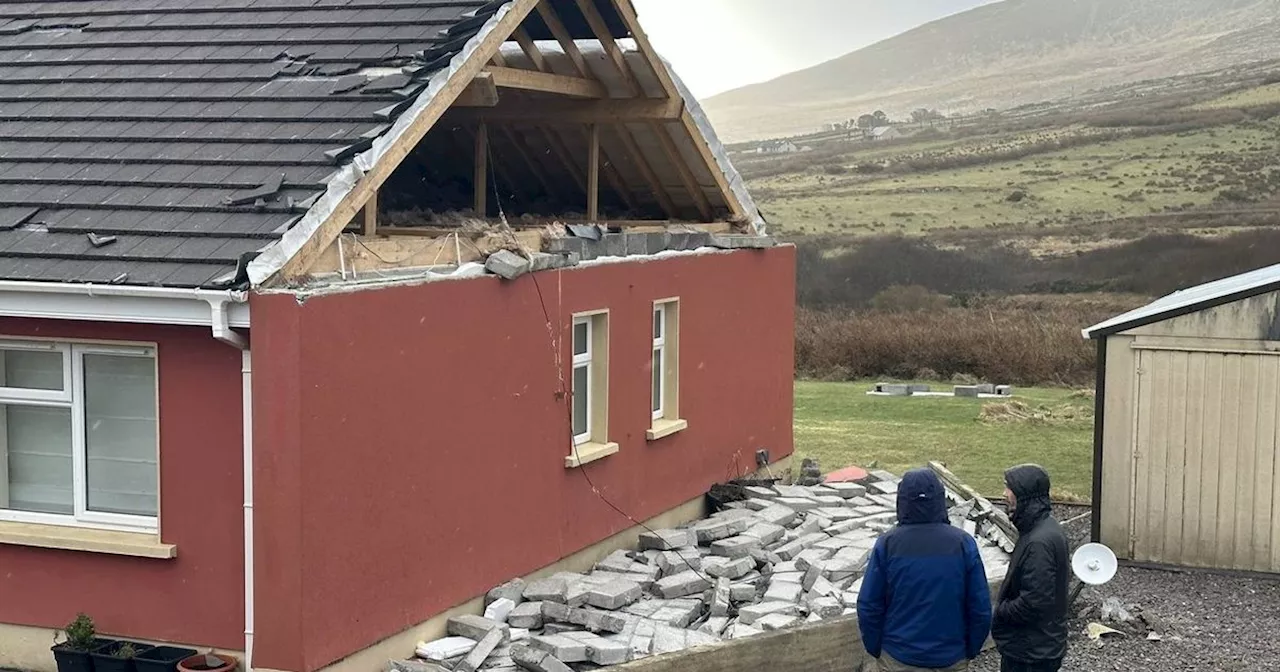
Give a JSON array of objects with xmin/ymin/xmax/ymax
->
[
  {"xmin": 572, "ymin": 316, "xmax": 594, "ymax": 446},
  {"xmin": 652, "ymin": 305, "xmax": 666, "ymax": 420},
  {"xmin": 0, "ymin": 338, "xmax": 159, "ymax": 533}
]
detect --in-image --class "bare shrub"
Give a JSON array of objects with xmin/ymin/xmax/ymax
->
[{"xmin": 870, "ymin": 285, "xmax": 950, "ymax": 312}]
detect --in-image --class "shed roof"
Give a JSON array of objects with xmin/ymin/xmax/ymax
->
[
  {"xmin": 1083, "ymin": 262, "xmax": 1280, "ymax": 339},
  {"xmin": 0, "ymin": 0, "xmax": 629, "ymax": 289}
]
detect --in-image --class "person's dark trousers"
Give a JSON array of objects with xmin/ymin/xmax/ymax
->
[{"xmin": 1000, "ymin": 657, "xmax": 1063, "ymax": 672}]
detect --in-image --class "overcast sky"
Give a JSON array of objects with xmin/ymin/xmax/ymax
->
[{"xmin": 634, "ymin": 0, "xmax": 1002, "ymax": 98}]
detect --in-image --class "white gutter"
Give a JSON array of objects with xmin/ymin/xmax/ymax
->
[{"xmin": 0, "ymin": 279, "xmax": 254, "ymax": 670}]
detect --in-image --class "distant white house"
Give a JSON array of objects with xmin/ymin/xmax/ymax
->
[
  {"xmin": 867, "ymin": 126, "xmax": 903, "ymax": 142},
  {"xmin": 756, "ymin": 140, "xmax": 800, "ymax": 154}
]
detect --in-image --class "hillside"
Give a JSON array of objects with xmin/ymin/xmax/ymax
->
[{"xmin": 703, "ymin": 0, "xmax": 1280, "ymax": 141}]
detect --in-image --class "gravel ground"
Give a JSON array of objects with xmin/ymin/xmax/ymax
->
[{"xmin": 972, "ymin": 505, "xmax": 1280, "ymax": 672}]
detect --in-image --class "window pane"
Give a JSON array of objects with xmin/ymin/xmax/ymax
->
[
  {"xmin": 83, "ymin": 355, "xmax": 157, "ymax": 517},
  {"xmin": 3, "ymin": 350, "xmax": 63, "ymax": 391},
  {"xmin": 572, "ymin": 364, "xmax": 590, "ymax": 437},
  {"xmin": 653, "ymin": 308, "xmax": 663, "ymax": 340},
  {"xmin": 652, "ymin": 348, "xmax": 663, "ymax": 414},
  {"xmin": 4, "ymin": 404, "xmax": 73, "ymax": 514},
  {"xmin": 573, "ymin": 322, "xmax": 589, "ymax": 356}
]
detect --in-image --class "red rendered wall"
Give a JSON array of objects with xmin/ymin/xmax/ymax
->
[
  {"xmin": 250, "ymin": 246, "xmax": 796, "ymax": 672},
  {"xmin": 0, "ymin": 319, "xmax": 244, "ymax": 650}
]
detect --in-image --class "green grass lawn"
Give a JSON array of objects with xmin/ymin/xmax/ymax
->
[{"xmin": 793, "ymin": 381, "xmax": 1094, "ymax": 500}]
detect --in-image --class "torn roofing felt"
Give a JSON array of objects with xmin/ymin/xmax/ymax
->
[{"xmin": 0, "ymin": 0, "xmax": 627, "ymax": 289}]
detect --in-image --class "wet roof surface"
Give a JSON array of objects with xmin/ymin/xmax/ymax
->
[{"xmin": 0, "ymin": 0, "xmax": 622, "ymax": 288}]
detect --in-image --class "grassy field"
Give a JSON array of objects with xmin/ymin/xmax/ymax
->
[
  {"xmin": 749, "ymin": 119, "xmax": 1280, "ymax": 237},
  {"xmin": 793, "ymin": 381, "xmax": 1094, "ymax": 501}
]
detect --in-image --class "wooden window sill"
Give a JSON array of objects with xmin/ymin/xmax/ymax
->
[
  {"xmin": 565, "ymin": 441, "xmax": 620, "ymax": 468},
  {"xmin": 0, "ymin": 520, "xmax": 176, "ymax": 559},
  {"xmin": 647, "ymin": 418, "xmax": 688, "ymax": 441}
]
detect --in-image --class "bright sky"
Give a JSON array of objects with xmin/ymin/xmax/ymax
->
[{"xmin": 634, "ymin": 0, "xmax": 1002, "ymax": 99}]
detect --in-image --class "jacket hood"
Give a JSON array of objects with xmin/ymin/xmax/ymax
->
[
  {"xmin": 897, "ymin": 468, "xmax": 949, "ymax": 525},
  {"xmin": 1005, "ymin": 464, "xmax": 1052, "ymax": 533}
]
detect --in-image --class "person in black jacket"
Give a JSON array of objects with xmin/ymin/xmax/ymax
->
[{"xmin": 992, "ymin": 464, "xmax": 1069, "ymax": 672}]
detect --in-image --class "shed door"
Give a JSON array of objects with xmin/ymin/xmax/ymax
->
[{"xmin": 1132, "ymin": 347, "xmax": 1280, "ymax": 572}]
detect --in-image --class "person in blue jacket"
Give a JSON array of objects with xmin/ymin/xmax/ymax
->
[{"xmin": 857, "ymin": 468, "xmax": 992, "ymax": 671}]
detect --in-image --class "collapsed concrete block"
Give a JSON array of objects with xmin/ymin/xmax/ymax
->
[
  {"xmin": 703, "ymin": 555, "xmax": 755, "ymax": 580},
  {"xmin": 749, "ymin": 547, "xmax": 783, "ymax": 568},
  {"xmin": 744, "ymin": 485, "xmax": 778, "ymax": 499},
  {"xmin": 416, "ymin": 637, "xmax": 476, "ymax": 662},
  {"xmin": 708, "ymin": 234, "xmax": 777, "ymax": 249},
  {"xmin": 755, "ymin": 612, "xmax": 802, "ymax": 631},
  {"xmin": 638, "ymin": 528, "xmax": 697, "ymax": 551},
  {"xmin": 527, "ymin": 635, "xmax": 588, "ymax": 663},
  {"xmin": 814, "ymin": 507, "xmax": 861, "ymax": 522},
  {"xmin": 484, "ymin": 250, "xmax": 530, "ymax": 280},
  {"xmin": 700, "ymin": 616, "xmax": 731, "ymax": 637},
  {"xmin": 448, "ymin": 615, "xmax": 509, "ymax": 642},
  {"xmin": 650, "ymin": 624, "xmax": 719, "ymax": 655},
  {"xmin": 802, "ymin": 563, "xmax": 823, "ymax": 591},
  {"xmin": 729, "ymin": 580, "xmax": 760, "ymax": 602},
  {"xmin": 486, "ymin": 579, "xmax": 527, "ymax": 608},
  {"xmin": 692, "ymin": 517, "xmax": 750, "ymax": 544},
  {"xmin": 656, "ymin": 549, "xmax": 699, "ymax": 576},
  {"xmin": 726, "ymin": 623, "xmax": 764, "ymax": 639},
  {"xmin": 540, "ymin": 623, "xmax": 579, "ymax": 635},
  {"xmin": 774, "ymin": 485, "xmax": 817, "ymax": 499},
  {"xmin": 710, "ymin": 535, "xmax": 761, "ymax": 558},
  {"xmin": 595, "ymin": 551, "xmax": 658, "ymax": 578},
  {"xmin": 795, "ymin": 547, "xmax": 837, "ymax": 571},
  {"xmin": 653, "ymin": 569, "xmax": 711, "ymax": 599},
  {"xmin": 585, "ymin": 579, "xmax": 644, "ymax": 610},
  {"xmin": 484, "ymin": 598, "xmax": 517, "ymax": 624},
  {"xmin": 742, "ymin": 522, "xmax": 786, "ymax": 546},
  {"xmin": 775, "ymin": 533, "xmax": 829, "ymax": 560},
  {"xmin": 388, "ymin": 659, "xmax": 448, "ymax": 672},
  {"xmin": 507, "ymin": 604, "xmax": 543, "ymax": 632},
  {"xmin": 511, "ymin": 644, "xmax": 573, "ymax": 672},
  {"xmin": 625, "ymin": 598, "xmax": 703, "ymax": 627},
  {"xmin": 827, "ymin": 483, "xmax": 867, "ymax": 499},
  {"xmin": 710, "ymin": 578, "xmax": 731, "ymax": 617},
  {"xmin": 794, "ymin": 515, "xmax": 823, "ymax": 535},
  {"xmin": 756, "ymin": 504, "xmax": 799, "ymax": 527},
  {"xmin": 868, "ymin": 480, "xmax": 899, "ymax": 495},
  {"xmin": 456, "ymin": 626, "xmax": 505, "ymax": 672},
  {"xmin": 763, "ymin": 580, "xmax": 803, "ymax": 603},
  {"xmin": 737, "ymin": 601, "xmax": 798, "ymax": 626},
  {"xmin": 523, "ymin": 577, "xmax": 569, "ymax": 604}
]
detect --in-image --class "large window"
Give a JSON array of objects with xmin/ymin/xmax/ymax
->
[
  {"xmin": 0, "ymin": 340, "xmax": 158, "ymax": 532},
  {"xmin": 567, "ymin": 311, "xmax": 615, "ymax": 467},
  {"xmin": 572, "ymin": 317, "xmax": 594, "ymax": 445}
]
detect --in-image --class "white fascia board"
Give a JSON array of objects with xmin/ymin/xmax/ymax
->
[{"xmin": 0, "ymin": 282, "xmax": 250, "ymax": 328}]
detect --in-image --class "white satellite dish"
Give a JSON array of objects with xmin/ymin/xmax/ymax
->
[{"xmin": 1072, "ymin": 543, "xmax": 1118, "ymax": 586}]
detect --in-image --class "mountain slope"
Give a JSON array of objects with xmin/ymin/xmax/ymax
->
[{"xmin": 703, "ymin": 0, "xmax": 1280, "ymax": 141}]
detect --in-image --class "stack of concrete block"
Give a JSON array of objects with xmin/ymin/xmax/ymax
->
[{"xmin": 393, "ymin": 470, "xmax": 1011, "ymax": 672}]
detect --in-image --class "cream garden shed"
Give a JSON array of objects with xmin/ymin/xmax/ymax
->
[{"xmin": 1085, "ymin": 263, "xmax": 1280, "ymax": 574}]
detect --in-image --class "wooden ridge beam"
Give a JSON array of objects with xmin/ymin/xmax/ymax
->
[
  {"xmin": 484, "ymin": 65, "xmax": 607, "ymax": 99},
  {"xmin": 279, "ymin": 0, "xmax": 542, "ymax": 280},
  {"xmin": 448, "ymin": 97, "xmax": 683, "ymax": 124}
]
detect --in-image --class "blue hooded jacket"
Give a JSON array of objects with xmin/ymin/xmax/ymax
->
[{"xmin": 856, "ymin": 469, "xmax": 992, "ymax": 667}]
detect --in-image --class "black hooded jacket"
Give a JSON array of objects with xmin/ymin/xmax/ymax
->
[{"xmin": 992, "ymin": 465, "xmax": 1069, "ymax": 663}]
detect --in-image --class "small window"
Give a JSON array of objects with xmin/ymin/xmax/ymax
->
[
  {"xmin": 570, "ymin": 311, "xmax": 610, "ymax": 455},
  {"xmin": 649, "ymin": 300, "xmax": 685, "ymax": 440},
  {"xmin": 572, "ymin": 317, "xmax": 593, "ymax": 443},
  {"xmin": 0, "ymin": 340, "xmax": 158, "ymax": 532}
]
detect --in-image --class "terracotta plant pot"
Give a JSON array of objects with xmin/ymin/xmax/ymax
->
[{"xmin": 176, "ymin": 654, "xmax": 237, "ymax": 672}]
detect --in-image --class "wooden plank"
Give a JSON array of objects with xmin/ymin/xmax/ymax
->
[
  {"xmin": 278, "ymin": 0, "xmax": 542, "ymax": 280},
  {"xmin": 1180, "ymin": 351, "xmax": 1207, "ymax": 568},
  {"xmin": 650, "ymin": 121, "xmax": 713, "ymax": 221},
  {"xmin": 1200, "ymin": 353, "xmax": 1224, "ymax": 565},
  {"xmin": 312, "ymin": 229, "xmax": 545, "ymax": 274},
  {"xmin": 536, "ymin": 0, "xmax": 590, "ymax": 78},
  {"xmin": 573, "ymin": 0, "xmax": 640, "ymax": 96},
  {"xmin": 1253, "ymin": 355, "xmax": 1278, "ymax": 572},
  {"xmin": 1215, "ymin": 354, "xmax": 1242, "ymax": 570},
  {"xmin": 608, "ymin": 0, "xmax": 746, "ymax": 220},
  {"xmin": 614, "ymin": 124, "xmax": 678, "ymax": 219},
  {"xmin": 474, "ymin": 122, "xmax": 488, "ymax": 216},
  {"xmin": 490, "ymin": 51, "xmax": 509, "ymax": 68},
  {"xmin": 511, "ymin": 26, "xmax": 549, "ymax": 73},
  {"xmin": 361, "ymin": 190, "xmax": 378, "ymax": 236},
  {"xmin": 587, "ymin": 124, "xmax": 600, "ymax": 221},
  {"xmin": 928, "ymin": 461, "xmax": 1018, "ymax": 544},
  {"xmin": 1272, "ymin": 356, "xmax": 1280, "ymax": 571},
  {"xmin": 447, "ymin": 98, "xmax": 684, "ymax": 124},
  {"xmin": 1141, "ymin": 350, "xmax": 1170, "ymax": 563},
  {"xmin": 485, "ymin": 65, "xmax": 607, "ymax": 99},
  {"xmin": 1131, "ymin": 350, "xmax": 1153, "ymax": 561},
  {"xmin": 454, "ymin": 72, "xmax": 500, "ymax": 107},
  {"xmin": 1101, "ymin": 337, "xmax": 1136, "ymax": 555},
  {"xmin": 1234, "ymin": 355, "xmax": 1260, "ymax": 570},
  {"xmin": 1162, "ymin": 350, "xmax": 1189, "ymax": 565}
]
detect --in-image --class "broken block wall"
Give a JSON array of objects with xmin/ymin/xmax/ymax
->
[{"xmin": 249, "ymin": 246, "xmax": 797, "ymax": 672}]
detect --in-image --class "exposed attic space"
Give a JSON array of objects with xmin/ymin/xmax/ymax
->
[{"xmin": 297, "ymin": 0, "xmax": 764, "ymax": 281}]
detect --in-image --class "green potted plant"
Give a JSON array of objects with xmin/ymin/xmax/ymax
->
[
  {"xmin": 51, "ymin": 613, "xmax": 115, "ymax": 672},
  {"xmin": 135, "ymin": 646, "xmax": 198, "ymax": 672},
  {"xmin": 91, "ymin": 640, "xmax": 156, "ymax": 672}
]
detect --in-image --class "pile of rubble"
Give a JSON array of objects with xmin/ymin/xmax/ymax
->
[{"xmin": 393, "ymin": 468, "xmax": 1012, "ymax": 672}]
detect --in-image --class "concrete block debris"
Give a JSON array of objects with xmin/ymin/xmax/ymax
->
[{"xmin": 409, "ymin": 469, "xmax": 1010, "ymax": 670}]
